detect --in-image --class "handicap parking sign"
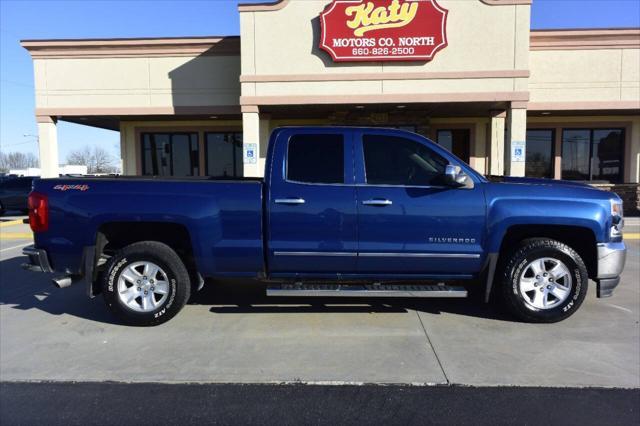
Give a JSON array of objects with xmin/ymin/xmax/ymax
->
[
  {"xmin": 512, "ymin": 141, "xmax": 526, "ymax": 162},
  {"xmin": 243, "ymin": 143, "xmax": 258, "ymax": 164}
]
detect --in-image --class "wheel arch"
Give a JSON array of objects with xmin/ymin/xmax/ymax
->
[
  {"xmin": 484, "ymin": 224, "xmax": 598, "ymax": 302},
  {"xmin": 91, "ymin": 221, "xmax": 200, "ymax": 295}
]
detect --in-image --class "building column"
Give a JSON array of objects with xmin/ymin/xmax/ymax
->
[
  {"xmin": 242, "ymin": 106, "xmax": 270, "ymax": 177},
  {"xmin": 489, "ymin": 110, "xmax": 506, "ymax": 176},
  {"xmin": 36, "ymin": 116, "xmax": 59, "ymax": 178},
  {"xmin": 506, "ymin": 103, "xmax": 528, "ymax": 177}
]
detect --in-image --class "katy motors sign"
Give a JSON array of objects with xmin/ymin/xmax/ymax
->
[{"xmin": 320, "ymin": 0, "xmax": 448, "ymax": 62}]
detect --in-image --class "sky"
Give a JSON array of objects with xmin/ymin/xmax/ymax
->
[{"xmin": 1, "ymin": 0, "xmax": 639, "ymax": 165}]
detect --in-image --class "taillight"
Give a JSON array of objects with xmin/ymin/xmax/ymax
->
[{"xmin": 28, "ymin": 192, "xmax": 49, "ymax": 232}]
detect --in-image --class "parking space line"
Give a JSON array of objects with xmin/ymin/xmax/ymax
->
[
  {"xmin": 0, "ymin": 232, "xmax": 33, "ymax": 240},
  {"xmin": 0, "ymin": 242, "xmax": 32, "ymax": 253},
  {"xmin": 624, "ymin": 233, "xmax": 640, "ymax": 240},
  {"xmin": 0, "ymin": 220, "xmax": 26, "ymax": 228},
  {"xmin": 415, "ymin": 311, "xmax": 450, "ymax": 385}
]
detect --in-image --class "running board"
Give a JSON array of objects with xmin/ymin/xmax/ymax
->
[{"xmin": 266, "ymin": 284, "xmax": 467, "ymax": 298}]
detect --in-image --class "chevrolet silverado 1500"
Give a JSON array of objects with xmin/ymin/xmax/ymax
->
[{"xmin": 23, "ymin": 127, "xmax": 627, "ymax": 325}]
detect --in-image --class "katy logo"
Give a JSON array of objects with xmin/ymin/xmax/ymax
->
[
  {"xmin": 346, "ymin": 0, "xmax": 418, "ymax": 37},
  {"xmin": 319, "ymin": 0, "xmax": 448, "ymax": 62}
]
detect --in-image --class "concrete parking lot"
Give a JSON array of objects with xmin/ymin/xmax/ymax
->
[{"xmin": 1, "ymin": 217, "xmax": 639, "ymax": 388}]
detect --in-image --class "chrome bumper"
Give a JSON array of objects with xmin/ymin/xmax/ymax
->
[
  {"xmin": 21, "ymin": 245, "xmax": 53, "ymax": 273},
  {"xmin": 596, "ymin": 242, "xmax": 626, "ymax": 298}
]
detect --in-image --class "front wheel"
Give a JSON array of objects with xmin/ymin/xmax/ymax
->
[
  {"xmin": 500, "ymin": 238, "xmax": 588, "ymax": 323},
  {"xmin": 102, "ymin": 241, "xmax": 191, "ymax": 326}
]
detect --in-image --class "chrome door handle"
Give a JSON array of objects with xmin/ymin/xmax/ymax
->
[
  {"xmin": 275, "ymin": 198, "xmax": 306, "ymax": 205},
  {"xmin": 362, "ymin": 199, "xmax": 393, "ymax": 206}
]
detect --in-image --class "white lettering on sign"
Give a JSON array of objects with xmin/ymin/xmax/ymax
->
[{"xmin": 399, "ymin": 36, "xmax": 435, "ymax": 46}]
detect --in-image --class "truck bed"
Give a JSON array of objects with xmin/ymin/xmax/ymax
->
[{"xmin": 32, "ymin": 177, "xmax": 265, "ymax": 278}]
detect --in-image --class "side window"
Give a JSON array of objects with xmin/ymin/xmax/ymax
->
[
  {"xmin": 287, "ymin": 134, "xmax": 344, "ymax": 184},
  {"xmin": 363, "ymin": 134, "xmax": 448, "ymax": 186}
]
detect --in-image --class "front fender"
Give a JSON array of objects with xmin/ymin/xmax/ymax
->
[{"xmin": 486, "ymin": 198, "xmax": 608, "ymax": 253}]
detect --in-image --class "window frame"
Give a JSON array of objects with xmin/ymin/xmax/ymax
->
[
  {"xmin": 284, "ymin": 133, "xmax": 349, "ymax": 186},
  {"xmin": 140, "ymin": 132, "xmax": 199, "ymax": 177},
  {"xmin": 561, "ymin": 127, "xmax": 625, "ymax": 183},
  {"xmin": 525, "ymin": 128, "xmax": 556, "ymax": 179},
  {"xmin": 358, "ymin": 131, "xmax": 455, "ymax": 189}
]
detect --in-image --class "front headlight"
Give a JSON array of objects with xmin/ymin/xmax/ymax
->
[{"xmin": 610, "ymin": 199, "xmax": 624, "ymax": 240}]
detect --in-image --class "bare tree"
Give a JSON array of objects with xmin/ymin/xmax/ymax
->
[
  {"xmin": 0, "ymin": 151, "xmax": 39, "ymax": 173},
  {"xmin": 66, "ymin": 146, "xmax": 117, "ymax": 174}
]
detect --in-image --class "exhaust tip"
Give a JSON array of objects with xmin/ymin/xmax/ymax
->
[{"xmin": 52, "ymin": 276, "xmax": 73, "ymax": 289}]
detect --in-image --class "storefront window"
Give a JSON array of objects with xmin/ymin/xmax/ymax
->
[
  {"xmin": 525, "ymin": 129, "xmax": 554, "ymax": 179},
  {"xmin": 562, "ymin": 129, "xmax": 624, "ymax": 182},
  {"xmin": 141, "ymin": 133, "xmax": 199, "ymax": 177},
  {"xmin": 205, "ymin": 133, "xmax": 243, "ymax": 178},
  {"xmin": 436, "ymin": 129, "xmax": 470, "ymax": 164}
]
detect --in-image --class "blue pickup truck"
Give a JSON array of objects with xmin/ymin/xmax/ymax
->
[{"xmin": 23, "ymin": 127, "xmax": 627, "ymax": 325}]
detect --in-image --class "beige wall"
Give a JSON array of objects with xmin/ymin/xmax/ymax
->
[
  {"xmin": 240, "ymin": 0, "xmax": 531, "ymax": 102},
  {"xmin": 530, "ymin": 48, "xmax": 640, "ymax": 105},
  {"xmin": 32, "ymin": 54, "xmax": 240, "ymax": 112}
]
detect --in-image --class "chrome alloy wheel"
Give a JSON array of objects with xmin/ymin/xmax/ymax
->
[
  {"xmin": 519, "ymin": 257, "xmax": 572, "ymax": 310},
  {"xmin": 117, "ymin": 261, "xmax": 170, "ymax": 312}
]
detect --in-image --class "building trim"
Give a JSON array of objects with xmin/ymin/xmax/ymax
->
[
  {"xmin": 528, "ymin": 101, "xmax": 640, "ymax": 111},
  {"xmin": 240, "ymin": 70, "xmax": 530, "ymax": 83},
  {"xmin": 35, "ymin": 115, "xmax": 56, "ymax": 124},
  {"xmin": 35, "ymin": 106, "xmax": 242, "ymax": 117},
  {"xmin": 241, "ymin": 105, "xmax": 260, "ymax": 113},
  {"xmin": 238, "ymin": 0, "xmax": 289, "ymax": 12},
  {"xmin": 21, "ymin": 36, "xmax": 240, "ymax": 58},
  {"xmin": 530, "ymin": 28, "xmax": 640, "ymax": 51},
  {"xmin": 240, "ymin": 91, "xmax": 530, "ymax": 106}
]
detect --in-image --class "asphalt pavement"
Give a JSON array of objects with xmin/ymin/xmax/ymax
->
[{"xmin": 2, "ymin": 382, "xmax": 639, "ymax": 426}]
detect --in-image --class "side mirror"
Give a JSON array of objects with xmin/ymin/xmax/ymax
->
[{"xmin": 443, "ymin": 164, "xmax": 470, "ymax": 187}]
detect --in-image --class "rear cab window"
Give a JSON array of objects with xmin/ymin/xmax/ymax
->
[{"xmin": 287, "ymin": 134, "xmax": 345, "ymax": 184}]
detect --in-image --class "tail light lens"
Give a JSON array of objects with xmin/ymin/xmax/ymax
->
[{"xmin": 28, "ymin": 192, "xmax": 49, "ymax": 232}]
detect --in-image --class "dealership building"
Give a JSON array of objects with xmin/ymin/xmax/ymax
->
[{"xmin": 21, "ymin": 0, "xmax": 640, "ymax": 205}]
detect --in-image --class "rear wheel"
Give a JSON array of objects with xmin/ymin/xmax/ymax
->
[
  {"xmin": 500, "ymin": 238, "xmax": 588, "ymax": 323},
  {"xmin": 102, "ymin": 241, "xmax": 191, "ymax": 326},
  {"xmin": 0, "ymin": 201, "xmax": 5, "ymax": 216}
]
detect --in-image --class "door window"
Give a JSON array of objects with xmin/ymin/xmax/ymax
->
[
  {"xmin": 141, "ymin": 133, "xmax": 199, "ymax": 177},
  {"xmin": 287, "ymin": 134, "xmax": 344, "ymax": 184},
  {"xmin": 363, "ymin": 134, "xmax": 448, "ymax": 186},
  {"xmin": 205, "ymin": 133, "xmax": 243, "ymax": 178},
  {"xmin": 525, "ymin": 129, "xmax": 554, "ymax": 178}
]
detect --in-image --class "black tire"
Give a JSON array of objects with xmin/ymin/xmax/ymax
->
[
  {"xmin": 0, "ymin": 201, "xmax": 5, "ymax": 216},
  {"xmin": 500, "ymin": 238, "xmax": 588, "ymax": 323},
  {"xmin": 102, "ymin": 241, "xmax": 191, "ymax": 326}
]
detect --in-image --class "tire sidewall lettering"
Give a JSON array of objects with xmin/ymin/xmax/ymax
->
[{"xmin": 107, "ymin": 258, "xmax": 128, "ymax": 293}]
